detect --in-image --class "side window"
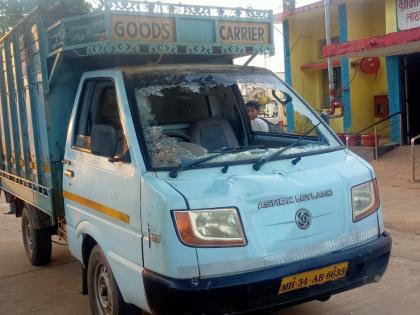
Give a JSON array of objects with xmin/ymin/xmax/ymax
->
[
  {"xmin": 73, "ymin": 80, "xmax": 95, "ymax": 151},
  {"xmin": 73, "ymin": 79, "xmax": 129, "ymax": 161}
]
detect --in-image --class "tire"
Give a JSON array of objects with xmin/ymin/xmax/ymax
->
[
  {"xmin": 88, "ymin": 245, "xmax": 140, "ymax": 315},
  {"xmin": 21, "ymin": 206, "xmax": 52, "ymax": 266}
]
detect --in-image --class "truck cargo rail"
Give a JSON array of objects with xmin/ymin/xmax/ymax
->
[{"xmin": 0, "ymin": 170, "xmax": 52, "ymax": 214}]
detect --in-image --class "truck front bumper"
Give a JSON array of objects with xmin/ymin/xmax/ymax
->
[{"xmin": 143, "ymin": 232, "xmax": 391, "ymax": 315}]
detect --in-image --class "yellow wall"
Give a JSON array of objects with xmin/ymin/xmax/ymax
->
[
  {"xmin": 347, "ymin": 0, "xmax": 388, "ymax": 132},
  {"xmin": 347, "ymin": 1, "xmax": 386, "ymax": 41},
  {"xmin": 286, "ymin": 0, "xmax": 389, "ymax": 134},
  {"xmin": 385, "ymin": 0, "xmax": 397, "ymax": 33},
  {"xmin": 287, "ymin": 5, "xmax": 344, "ymax": 132},
  {"xmin": 288, "ymin": 0, "xmax": 397, "ymax": 132}
]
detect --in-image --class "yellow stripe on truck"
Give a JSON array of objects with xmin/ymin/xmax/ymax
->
[{"xmin": 63, "ymin": 191, "xmax": 130, "ymax": 224}]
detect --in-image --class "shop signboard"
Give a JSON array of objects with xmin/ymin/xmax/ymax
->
[{"xmin": 397, "ymin": 0, "xmax": 420, "ymax": 30}]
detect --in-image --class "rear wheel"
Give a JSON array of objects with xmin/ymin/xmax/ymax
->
[{"xmin": 21, "ymin": 206, "xmax": 52, "ymax": 266}]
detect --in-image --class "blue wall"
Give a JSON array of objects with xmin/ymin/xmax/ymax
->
[
  {"xmin": 386, "ymin": 56, "xmax": 402, "ymax": 143},
  {"xmin": 283, "ymin": 19, "xmax": 295, "ymax": 132},
  {"xmin": 338, "ymin": 3, "xmax": 352, "ymax": 133}
]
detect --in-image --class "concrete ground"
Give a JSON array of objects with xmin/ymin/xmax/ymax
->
[
  {"xmin": 1, "ymin": 146, "xmax": 420, "ymax": 315},
  {"xmin": 371, "ymin": 145, "xmax": 420, "ymax": 234},
  {"xmin": 0, "ymin": 201, "xmax": 89, "ymax": 314}
]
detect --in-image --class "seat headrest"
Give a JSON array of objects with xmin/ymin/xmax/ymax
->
[{"xmin": 189, "ymin": 117, "xmax": 239, "ymax": 151}]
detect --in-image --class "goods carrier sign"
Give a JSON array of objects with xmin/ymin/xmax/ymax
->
[
  {"xmin": 218, "ymin": 21, "xmax": 270, "ymax": 44},
  {"xmin": 46, "ymin": 3, "xmax": 274, "ymax": 57},
  {"xmin": 111, "ymin": 15, "xmax": 270, "ymax": 45},
  {"xmin": 111, "ymin": 15, "xmax": 176, "ymax": 42}
]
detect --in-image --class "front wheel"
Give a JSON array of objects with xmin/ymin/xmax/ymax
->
[
  {"xmin": 88, "ymin": 245, "xmax": 140, "ymax": 315},
  {"xmin": 21, "ymin": 206, "xmax": 52, "ymax": 266}
]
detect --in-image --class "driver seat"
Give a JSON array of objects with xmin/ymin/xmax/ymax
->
[{"xmin": 189, "ymin": 117, "xmax": 239, "ymax": 152}]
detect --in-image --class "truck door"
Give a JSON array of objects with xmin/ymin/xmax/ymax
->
[{"xmin": 63, "ymin": 76, "xmax": 147, "ymax": 308}]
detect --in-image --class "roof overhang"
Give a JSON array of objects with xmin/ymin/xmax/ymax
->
[
  {"xmin": 274, "ymin": 0, "xmax": 341, "ymax": 23},
  {"xmin": 322, "ymin": 27, "xmax": 420, "ymax": 59},
  {"xmin": 300, "ymin": 60, "xmax": 341, "ymax": 71}
]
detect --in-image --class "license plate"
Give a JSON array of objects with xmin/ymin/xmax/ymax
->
[{"xmin": 278, "ymin": 262, "xmax": 349, "ymax": 295}]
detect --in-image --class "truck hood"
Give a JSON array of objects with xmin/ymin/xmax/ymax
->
[{"xmin": 156, "ymin": 150, "xmax": 380, "ymax": 277}]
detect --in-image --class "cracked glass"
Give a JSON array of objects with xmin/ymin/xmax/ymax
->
[{"xmin": 125, "ymin": 66, "xmax": 340, "ymax": 169}]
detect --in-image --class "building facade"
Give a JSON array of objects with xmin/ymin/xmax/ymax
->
[{"xmin": 276, "ymin": 0, "xmax": 420, "ymax": 144}]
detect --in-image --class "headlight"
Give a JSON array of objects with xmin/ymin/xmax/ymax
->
[
  {"xmin": 172, "ymin": 208, "xmax": 246, "ymax": 247},
  {"xmin": 352, "ymin": 180, "xmax": 380, "ymax": 222}
]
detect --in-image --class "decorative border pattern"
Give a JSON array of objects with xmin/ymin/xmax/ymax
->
[
  {"xmin": 79, "ymin": 41, "xmax": 274, "ymax": 57},
  {"xmin": 91, "ymin": 0, "xmax": 271, "ymax": 20}
]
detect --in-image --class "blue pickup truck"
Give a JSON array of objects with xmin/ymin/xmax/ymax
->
[{"xmin": 0, "ymin": 1, "xmax": 391, "ymax": 314}]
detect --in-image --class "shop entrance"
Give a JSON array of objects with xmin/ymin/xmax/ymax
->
[{"xmin": 403, "ymin": 53, "xmax": 420, "ymax": 144}]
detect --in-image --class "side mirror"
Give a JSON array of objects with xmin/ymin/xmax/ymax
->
[
  {"xmin": 272, "ymin": 90, "xmax": 292, "ymax": 104},
  {"xmin": 91, "ymin": 124, "xmax": 117, "ymax": 158}
]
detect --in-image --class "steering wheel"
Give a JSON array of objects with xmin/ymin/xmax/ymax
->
[{"xmin": 163, "ymin": 130, "xmax": 191, "ymax": 142}]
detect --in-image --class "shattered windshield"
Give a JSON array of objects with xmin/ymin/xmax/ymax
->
[{"xmin": 126, "ymin": 66, "xmax": 340, "ymax": 169}]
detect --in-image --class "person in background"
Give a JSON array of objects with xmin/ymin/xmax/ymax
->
[{"xmin": 246, "ymin": 101, "xmax": 269, "ymax": 132}]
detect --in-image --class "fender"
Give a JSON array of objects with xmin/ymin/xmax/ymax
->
[
  {"xmin": 74, "ymin": 220, "xmax": 107, "ymax": 258},
  {"xmin": 72, "ymin": 220, "xmax": 107, "ymax": 295},
  {"xmin": 26, "ymin": 204, "xmax": 55, "ymax": 230},
  {"xmin": 73, "ymin": 219, "xmax": 148, "ymax": 309}
]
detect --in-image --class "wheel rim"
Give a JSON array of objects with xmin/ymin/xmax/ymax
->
[
  {"xmin": 94, "ymin": 263, "xmax": 114, "ymax": 315},
  {"xmin": 24, "ymin": 217, "xmax": 33, "ymax": 255}
]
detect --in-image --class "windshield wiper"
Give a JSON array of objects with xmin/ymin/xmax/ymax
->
[
  {"xmin": 253, "ymin": 122, "xmax": 322, "ymax": 171},
  {"xmin": 169, "ymin": 145, "xmax": 266, "ymax": 178},
  {"xmin": 210, "ymin": 144, "xmax": 269, "ymax": 153}
]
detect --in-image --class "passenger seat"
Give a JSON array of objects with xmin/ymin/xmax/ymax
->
[{"xmin": 189, "ymin": 117, "xmax": 239, "ymax": 152}]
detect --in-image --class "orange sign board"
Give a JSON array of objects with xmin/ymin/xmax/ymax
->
[{"xmin": 111, "ymin": 15, "xmax": 176, "ymax": 42}]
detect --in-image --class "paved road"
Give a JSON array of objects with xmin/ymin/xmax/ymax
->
[
  {"xmin": 1, "ymin": 146, "xmax": 420, "ymax": 315},
  {"xmin": 0, "ymin": 203, "xmax": 89, "ymax": 315}
]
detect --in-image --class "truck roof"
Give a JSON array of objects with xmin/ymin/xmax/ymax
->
[{"xmin": 0, "ymin": 1, "xmax": 275, "ymax": 94}]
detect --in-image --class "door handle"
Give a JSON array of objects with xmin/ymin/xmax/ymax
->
[
  {"xmin": 62, "ymin": 159, "xmax": 71, "ymax": 165},
  {"xmin": 64, "ymin": 169, "xmax": 74, "ymax": 178}
]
